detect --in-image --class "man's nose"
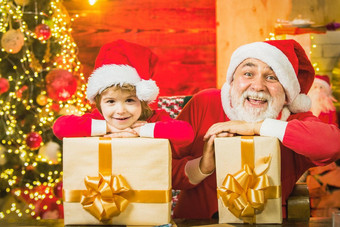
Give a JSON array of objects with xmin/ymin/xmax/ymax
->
[{"xmin": 250, "ymin": 75, "xmax": 266, "ymax": 91}]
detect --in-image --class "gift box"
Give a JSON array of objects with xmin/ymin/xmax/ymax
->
[
  {"xmin": 63, "ymin": 137, "xmax": 172, "ymax": 225},
  {"xmin": 215, "ymin": 136, "xmax": 282, "ymax": 224}
]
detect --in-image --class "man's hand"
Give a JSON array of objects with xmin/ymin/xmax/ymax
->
[
  {"xmin": 199, "ymin": 135, "xmax": 216, "ymax": 174},
  {"xmin": 203, "ymin": 120, "xmax": 263, "ymax": 141}
]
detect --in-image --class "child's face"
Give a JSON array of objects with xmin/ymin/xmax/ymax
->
[{"xmin": 100, "ymin": 87, "xmax": 142, "ymax": 130}]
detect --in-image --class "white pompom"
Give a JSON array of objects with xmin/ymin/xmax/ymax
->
[
  {"xmin": 288, "ymin": 94, "xmax": 312, "ymax": 113},
  {"xmin": 136, "ymin": 80, "xmax": 159, "ymax": 102}
]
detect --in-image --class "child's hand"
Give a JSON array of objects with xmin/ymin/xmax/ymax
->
[
  {"xmin": 106, "ymin": 124, "xmax": 139, "ymax": 137},
  {"xmin": 130, "ymin": 121, "xmax": 147, "ymax": 136},
  {"xmin": 107, "ymin": 124, "xmax": 135, "ymax": 134},
  {"xmin": 104, "ymin": 130, "xmax": 138, "ymax": 138},
  {"xmin": 131, "ymin": 121, "xmax": 147, "ymax": 128}
]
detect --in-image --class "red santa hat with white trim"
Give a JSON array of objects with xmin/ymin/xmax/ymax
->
[
  {"xmin": 221, "ymin": 39, "xmax": 315, "ymax": 116},
  {"xmin": 86, "ymin": 39, "xmax": 159, "ymax": 104},
  {"xmin": 314, "ymin": 74, "xmax": 332, "ymax": 94}
]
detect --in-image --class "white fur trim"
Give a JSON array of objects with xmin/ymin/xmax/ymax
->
[
  {"xmin": 288, "ymin": 93, "xmax": 311, "ymax": 113},
  {"xmin": 226, "ymin": 42, "xmax": 300, "ymax": 104},
  {"xmin": 91, "ymin": 119, "xmax": 107, "ymax": 136},
  {"xmin": 86, "ymin": 64, "xmax": 141, "ymax": 103},
  {"xmin": 139, "ymin": 123, "xmax": 155, "ymax": 137},
  {"xmin": 135, "ymin": 79, "xmax": 159, "ymax": 102},
  {"xmin": 260, "ymin": 118, "xmax": 288, "ymax": 142}
]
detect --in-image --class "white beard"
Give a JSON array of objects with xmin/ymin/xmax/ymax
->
[{"xmin": 225, "ymin": 85, "xmax": 286, "ymax": 122}]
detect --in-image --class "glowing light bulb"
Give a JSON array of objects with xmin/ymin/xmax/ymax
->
[{"xmin": 89, "ymin": 0, "xmax": 97, "ymax": 5}]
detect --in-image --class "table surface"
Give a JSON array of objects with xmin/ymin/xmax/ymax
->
[{"xmin": 0, "ymin": 217, "xmax": 332, "ymax": 227}]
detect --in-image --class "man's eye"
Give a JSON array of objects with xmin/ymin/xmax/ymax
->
[
  {"xmin": 266, "ymin": 75, "xmax": 278, "ymax": 81},
  {"xmin": 244, "ymin": 72, "xmax": 252, "ymax": 77}
]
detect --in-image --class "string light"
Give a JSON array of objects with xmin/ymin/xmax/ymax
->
[
  {"xmin": 266, "ymin": 32, "xmax": 319, "ymax": 72},
  {"xmin": 89, "ymin": 0, "xmax": 97, "ymax": 6},
  {"xmin": 0, "ymin": 0, "xmax": 90, "ymax": 219}
]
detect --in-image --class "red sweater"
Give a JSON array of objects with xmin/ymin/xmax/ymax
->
[
  {"xmin": 53, "ymin": 108, "xmax": 194, "ymax": 147},
  {"xmin": 172, "ymin": 88, "xmax": 340, "ymax": 219}
]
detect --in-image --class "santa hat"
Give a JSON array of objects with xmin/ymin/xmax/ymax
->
[
  {"xmin": 86, "ymin": 39, "xmax": 159, "ymax": 103},
  {"xmin": 314, "ymin": 74, "xmax": 332, "ymax": 93},
  {"xmin": 221, "ymin": 39, "xmax": 315, "ymax": 116}
]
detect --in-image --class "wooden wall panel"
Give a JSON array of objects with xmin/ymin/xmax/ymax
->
[
  {"xmin": 63, "ymin": 0, "xmax": 216, "ymax": 96},
  {"xmin": 216, "ymin": 0, "xmax": 292, "ymax": 88}
]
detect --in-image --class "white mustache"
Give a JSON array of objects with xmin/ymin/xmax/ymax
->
[{"xmin": 242, "ymin": 91, "xmax": 271, "ymax": 102}]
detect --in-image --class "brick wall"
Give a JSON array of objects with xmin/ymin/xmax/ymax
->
[
  {"xmin": 311, "ymin": 31, "xmax": 340, "ymax": 108},
  {"xmin": 311, "ymin": 31, "xmax": 340, "ymax": 76}
]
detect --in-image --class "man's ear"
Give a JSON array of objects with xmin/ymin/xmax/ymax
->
[{"xmin": 284, "ymin": 94, "xmax": 288, "ymax": 105}]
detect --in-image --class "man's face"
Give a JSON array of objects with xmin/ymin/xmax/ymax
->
[{"xmin": 229, "ymin": 58, "xmax": 287, "ymax": 122}]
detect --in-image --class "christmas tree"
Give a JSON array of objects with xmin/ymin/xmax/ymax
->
[{"xmin": 0, "ymin": 0, "xmax": 90, "ymax": 219}]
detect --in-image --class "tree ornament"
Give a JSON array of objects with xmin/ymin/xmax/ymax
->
[
  {"xmin": 16, "ymin": 85, "xmax": 28, "ymax": 98},
  {"xmin": 14, "ymin": 0, "xmax": 30, "ymax": 6},
  {"xmin": 53, "ymin": 181, "xmax": 63, "ymax": 199},
  {"xmin": 46, "ymin": 69, "xmax": 77, "ymax": 102},
  {"xmin": 1, "ymin": 29, "xmax": 25, "ymax": 54},
  {"xmin": 36, "ymin": 94, "xmax": 48, "ymax": 106},
  {"xmin": 0, "ymin": 77, "xmax": 10, "ymax": 95},
  {"xmin": 13, "ymin": 185, "xmax": 63, "ymax": 219},
  {"xmin": 38, "ymin": 141, "xmax": 61, "ymax": 164},
  {"xmin": 0, "ymin": 144, "xmax": 7, "ymax": 165},
  {"xmin": 35, "ymin": 24, "xmax": 52, "ymax": 41},
  {"xmin": 26, "ymin": 132, "xmax": 42, "ymax": 150},
  {"xmin": 51, "ymin": 103, "xmax": 60, "ymax": 112}
]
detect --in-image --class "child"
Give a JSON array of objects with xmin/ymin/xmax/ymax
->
[{"xmin": 53, "ymin": 40, "xmax": 194, "ymax": 147}]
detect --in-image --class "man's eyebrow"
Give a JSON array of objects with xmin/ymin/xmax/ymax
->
[
  {"xmin": 242, "ymin": 61, "xmax": 274, "ymax": 71},
  {"xmin": 241, "ymin": 62, "xmax": 256, "ymax": 68}
]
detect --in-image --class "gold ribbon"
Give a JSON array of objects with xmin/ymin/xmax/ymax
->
[
  {"xmin": 64, "ymin": 137, "xmax": 171, "ymax": 222},
  {"xmin": 217, "ymin": 136, "xmax": 281, "ymax": 223}
]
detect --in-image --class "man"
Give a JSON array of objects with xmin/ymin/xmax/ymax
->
[{"xmin": 171, "ymin": 39, "xmax": 340, "ymax": 219}]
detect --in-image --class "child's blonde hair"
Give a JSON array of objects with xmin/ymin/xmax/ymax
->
[{"xmin": 95, "ymin": 83, "xmax": 153, "ymax": 120}]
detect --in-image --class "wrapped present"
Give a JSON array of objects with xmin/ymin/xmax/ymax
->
[
  {"xmin": 215, "ymin": 136, "xmax": 282, "ymax": 224},
  {"xmin": 63, "ymin": 137, "xmax": 172, "ymax": 225}
]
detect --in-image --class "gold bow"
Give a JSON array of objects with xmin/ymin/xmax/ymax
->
[
  {"xmin": 80, "ymin": 174, "xmax": 130, "ymax": 221},
  {"xmin": 217, "ymin": 136, "xmax": 280, "ymax": 223}
]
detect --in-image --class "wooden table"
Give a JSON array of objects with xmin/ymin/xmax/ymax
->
[{"xmin": 0, "ymin": 217, "xmax": 332, "ymax": 227}]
